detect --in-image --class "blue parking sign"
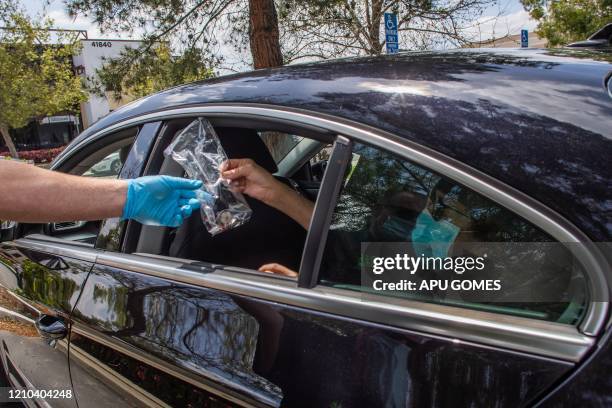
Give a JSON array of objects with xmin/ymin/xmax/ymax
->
[
  {"xmin": 384, "ymin": 13, "xmax": 399, "ymax": 54},
  {"xmin": 521, "ymin": 29, "xmax": 528, "ymax": 48}
]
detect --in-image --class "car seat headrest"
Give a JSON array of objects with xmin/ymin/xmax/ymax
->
[{"xmin": 214, "ymin": 127, "xmax": 278, "ymax": 174}]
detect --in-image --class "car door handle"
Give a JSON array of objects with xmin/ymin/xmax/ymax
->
[{"xmin": 35, "ymin": 315, "xmax": 68, "ymax": 342}]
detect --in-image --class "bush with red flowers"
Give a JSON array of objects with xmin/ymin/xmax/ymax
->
[{"xmin": 0, "ymin": 146, "xmax": 66, "ymax": 164}]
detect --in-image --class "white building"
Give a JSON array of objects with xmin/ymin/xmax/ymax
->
[{"xmin": 72, "ymin": 39, "xmax": 143, "ymax": 129}]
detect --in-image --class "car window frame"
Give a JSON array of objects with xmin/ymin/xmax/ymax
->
[
  {"xmin": 41, "ymin": 122, "xmax": 161, "ymax": 251},
  {"xmin": 99, "ymin": 121, "xmax": 162, "ymax": 253},
  {"xmin": 307, "ymin": 138, "xmax": 591, "ymax": 324},
  {"xmin": 34, "ymin": 103, "xmax": 608, "ymax": 362},
  {"xmin": 129, "ymin": 115, "xmax": 335, "ymax": 262}
]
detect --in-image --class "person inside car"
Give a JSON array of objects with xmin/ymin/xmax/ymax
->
[
  {"xmin": 220, "ymin": 158, "xmax": 433, "ymax": 279},
  {"xmin": 221, "ymin": 159, "xmax": 470, "ymax": 283},
  {"xmin": 220, "ymin": 158, "xmax": 312, "ymax": 277}
]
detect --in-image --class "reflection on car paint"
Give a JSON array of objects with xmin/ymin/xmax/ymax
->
[
  {"xmin": 72, "ymin": 265, "xmax": 282, "ymax": 406},
  {"xmin": 69, "ymin": 263, "xmax": 574, "ymax": 407},
  {"xmin": 0, "ymin": 244, "xmax": 92, "ymax": 408}
]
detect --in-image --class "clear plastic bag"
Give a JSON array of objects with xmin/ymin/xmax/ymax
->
[{"xmin": 164, "ymin": 117, "xmax": 252, "ymax": 235}]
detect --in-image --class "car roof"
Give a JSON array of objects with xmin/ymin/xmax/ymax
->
[{"xmin": 69, "ymin": 48, "xmax": 612, "ymax": 240}]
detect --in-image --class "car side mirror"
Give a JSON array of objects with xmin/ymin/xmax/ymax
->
[{"xmin": 0, "ymin": 220, "xmax": 16, "ymax": 242}]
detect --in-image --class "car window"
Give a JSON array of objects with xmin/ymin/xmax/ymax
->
[
  {"xmin": 309, "ymin": 144, "xmax": 332, "ymax": 182},
  {"xmin": 44, "ymin": 130, "xmax": 137, "ymax": 246},
  {"xmin": 259, "ymin": 131, "xmax": 303, "ymax": 163},
  {"xmin": 318, "ymin": 142, "xmax": 588, "ymax": 325},
  {"xmin": 136, "ymin": 120, "xmax": 324, "ymax": 277},
  {"xmin": 82, "ymin": 150, "xmax": 124, "ymax": 178}
]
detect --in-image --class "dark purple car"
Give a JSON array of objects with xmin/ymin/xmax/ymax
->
[{"xmin": 0, "ymin": 47, "xmax": 610, "ymax": 407}]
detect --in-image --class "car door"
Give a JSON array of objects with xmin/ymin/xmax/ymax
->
[
  {"xmin": 64, "ymin": 107, "xmax": 606, "ymax": 408},
  {"xmin": 67, "ymin": 117, "xmax": 303, "ymax": 407},
  {"xmin": 0, "ymin": 240, "xmax": 90, "ymax": 408},
  {"xmin": 0, "ymin": 122, "xmax": 159, "ymax": 407}
]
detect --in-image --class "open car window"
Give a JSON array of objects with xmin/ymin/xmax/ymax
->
[
  {"xmin": 133, "ymin": 118, "xmax": 329, "ymax": 278},
  {"xmin": 37, "ymin": 127, "xmax": 138, "ymax": 246}
]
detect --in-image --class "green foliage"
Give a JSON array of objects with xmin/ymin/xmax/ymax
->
[
  {"xmin": 66, "ymin": 0, "xmax": 229, "ymax": 93},
  {"xmin": 277, "ymin": 0, "xmax": 495, "ymax": 59},
  {"xmin": 65, "ymin": 0, "xmax": 244, "ymax": 62},
  {"xmin": 89, "ymin": 43, "xmax": 215, "ymax": 100},
  {"xmin": 0, "ymin": 10, "xmax": 87, "ymax": 130},
  {"xmin": 65, "ymin": 0, "xmax": 494, "ymax": 69},
  {"xmin": 0, "ymin": 5, "xmax": 87, "ymax": 157},
  {"xmin": 521, "ymin": 0, "xmax": 612, "ymax": 46},
  {"xmin": 20, "ymin": 259, "xmax": 79, "ymax": 311}
]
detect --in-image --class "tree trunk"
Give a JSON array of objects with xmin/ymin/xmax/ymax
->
[
  {"xmin": 369, "ymin": 0, "xmax": 384, "ymax": 55},
  {"xmin": 248, "ymin": 0, "xmax": 283, "ymax": 69},
  {"xmin": 0, "ymin": 125, "xmax": 18, "ymax": 159}
]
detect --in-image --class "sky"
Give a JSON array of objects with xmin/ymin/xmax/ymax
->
[{"xmin": 22, "ymin": 0, "xmax": 538, "ymax": 68}]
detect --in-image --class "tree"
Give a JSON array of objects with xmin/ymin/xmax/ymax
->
[
  {"xmin": 66, "ymin": 0, "xmax": 286, "ymax": 153},
  {"xmin": 277, "ymin": 0, "xmax": 497, "ymax": 60},
  {"xmin": 88, "ymin": 42, "xmax": 215, "ymax": 101},
  {"xmin": 65, "ymin": 0, "xmax": 285, "ymax": 70},
  {"xmin": 249, "ymin": 0, "xmax": 283, "ymax": 68},
  {"xmin": 0, "ymin": 8, "xmax": 87, "ymax": 158},
  {"xmin": 521, "ymin": 0, "xmax": 611, "ymax": 46}
]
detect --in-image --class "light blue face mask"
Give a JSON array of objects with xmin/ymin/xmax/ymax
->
[{"xmin": 411, "ymin": 211, "xmax": 460, "ymax": 258}]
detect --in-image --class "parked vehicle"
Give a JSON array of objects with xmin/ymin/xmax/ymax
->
[
  {"xmin": 0, "ymin": 48, "xmax": 610, "ymax": 408},
  {"xmin": 567, "ymin": 23, "xmax": 612, "ymax": 48},
  {"xmin": 82, "ymin": 151, "xmax": 123, "ymax": 177}
]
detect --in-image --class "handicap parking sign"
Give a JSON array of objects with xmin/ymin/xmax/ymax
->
[
  {"xmin": 384, "ymin": 13, "xmax": 399, "ymax": 54},
  {"xmin": 521, "ymin": 29, "xmax": 528, "ymax": 48}
]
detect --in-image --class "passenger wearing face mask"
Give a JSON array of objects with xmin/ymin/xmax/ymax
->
[
  {"xmin": 412, "ymin": 181, "xmax": 462, "ymax": 259},
  {"xmin": 224, "ymin": 158, "xmax": 463, "ymax": 281},
  {"xmin": 369, "ymin": 191, "xmax": 428, "ymax": 241},
  {"xmin": 314, "ymin": 191, "xmax": 428, "ymax": 285}
]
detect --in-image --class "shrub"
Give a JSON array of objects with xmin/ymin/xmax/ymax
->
[{"xmin": 0, "ymin": 146, "xmax": 66, "ymax": 164}]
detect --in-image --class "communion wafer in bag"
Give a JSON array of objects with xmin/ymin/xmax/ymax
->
[{"xmin": 164, "ymin": 117, "xmax": 252, "ymax": 235}]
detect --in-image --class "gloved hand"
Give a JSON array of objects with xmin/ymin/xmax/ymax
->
[{"xmin": 122, "ymin": 176, "xmax": 203, "ymax": 227}]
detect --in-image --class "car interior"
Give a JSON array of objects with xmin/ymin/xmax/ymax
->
[
  {"xmin": 128, "ymin": 117, "xmax": 334, "ymax": 274},
  {"xmin": 19, "ymin": 118, "xmax": 331, "ymax": 272}
]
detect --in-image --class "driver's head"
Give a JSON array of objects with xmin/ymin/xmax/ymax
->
[{"xmin": 369, "ymin": 190, "xmax": 427, "ymax": 241}]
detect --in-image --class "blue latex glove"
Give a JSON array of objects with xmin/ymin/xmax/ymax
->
[{"xmin": 122, "ymin": 176, "xmax": 203, "ymax": 227}]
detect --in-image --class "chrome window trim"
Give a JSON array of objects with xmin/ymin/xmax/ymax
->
[
  {"xmin": 49, "ymin": 104, "xmax": 609, "ymax": 336},
  {"xmin": 15, "ymin": 236, "xmax": 596, "ymax": 363},
  {"xmin": 104, "ymin": 251, "xmax": 591, "ymax": 362},
  {"xmin": 15, "ymin": 235, "xmax": 99, "ymax": 262}
]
